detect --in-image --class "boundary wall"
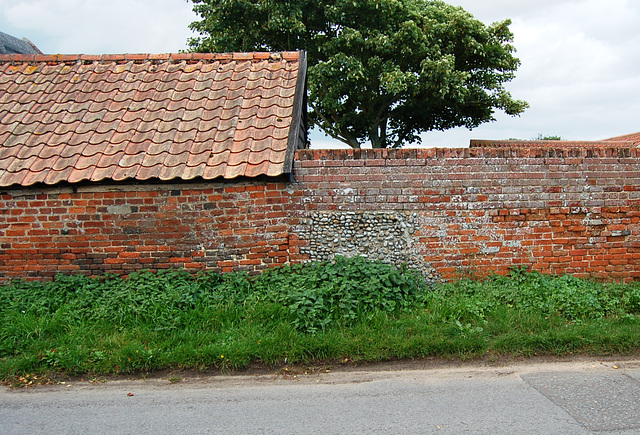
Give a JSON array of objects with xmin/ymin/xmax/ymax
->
[
  {"xmin": 1, "ymin": 147, "xmax": 640, "ymax": 281},
  {"xmin": 293, "ymin": 148, "xmax": 640, "ymax": 280}
]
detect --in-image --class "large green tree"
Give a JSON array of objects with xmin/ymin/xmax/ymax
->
[{"xmin": 188, "ymin": 0, "xmax": 528, "ymax": 149}]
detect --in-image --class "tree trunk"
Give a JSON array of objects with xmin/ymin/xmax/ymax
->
[{"xmin": 370, "ymin": 120, "xmax": 387, "ymax": 149}]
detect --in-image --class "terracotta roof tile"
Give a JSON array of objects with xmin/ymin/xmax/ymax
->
[
  {"xmin": 6, "ymin": 155, "xmax": 37, "ymax": 173},
  {"xmin": 100, "ymin": 108, "xmax": 129, "ymax": 125},
  {"xmin": 169, "ymin": 147, "xmax": 193, "ymax": 164},
  {"xmin": 224, "ymin": 162, "xmax": 248, "ymax": 180},
  {"xmin": 38, "ymin": 144, "xmax": 62, "ymax": 160},
  {"xmin": 89, "ymin": 166, "xmax": 116, "ymax": 183},
  {"xmin": 207, "ymin": 148, "xmax": 231, "ymax": 167},
  {"xmin": 202, "ymin": 163, "xmax": 226, "ymax": 180},
  {"xmin": 59, "ymin": 143, "xmax": 87, "ymax": 159},
  {"xmin": 136, "ymin": 164, "xmax": 163, "ymax": 181},
  {"xmin": 158, "ymin": 162, "xmax": 187, "ymax": 181},
  {"xmin": 75, "ymin": 152, "xmax": 102, "ymax": 170},
  {"xmin": 123, "ymin": 140, "xmax": 152, "ymax": 157},
  {"xmin": 68, "ymin": 166, "xmax": 96, "ymax": 184},
  {"xmin": 140, "ymin": 150, "xmax": 169, "ymax": 168},
  {"xmin": 28, "ymin": 155, "xmax": 55, "ymax": 173},
  {"xmin": 129, "ymin": 128, "xmax": 158, "ymax": 144},
  {"xmin": 47, "ymin": 131, "xmax": 74, "ymax": 147},
  {"xmin": 81, "ymin": 142, "xmax": 110, "ymax": 159},
  {"xmin": 247, "ymin": 147, "xmax": 273, "ymax": 165},
  {"xmin": 0, "ymin": 169, "xmax": 27, "ymax": 186},
  {"xmin": 44, "ymin": 166, "xmax": 72, "ymax": 185},
  {"xmin": 176, "ymin": 118, "xmax": 202, "ymax": 134},
  {"xmin": 151, "ymin": 130, "xmax": 179, "ymax": 146},
  {"xmin": 245, "ymin": 159, "xmax": 271, "ymax": 178},
  {"xmin": 119, "ymin": 151, "xmax": 146, "ymax": 170},
  {"xmin": 8, "ymin": 122, "xmax": 33, "ymax": 137},
  {"xmin": 0, "ymin": 52, "xmax": 307, "ymax": 187},
  {"xmin": 111, "ymin": 165, "xmax": 140, "ymax": 182},
  {"xmin": 81, "ymin": 109, "xmax": 107, "ymax": 124},
  {"xmin": 21, "ymin": 170, "xmax": 48, "ymax": 186},
  {"xmin": 52, "ymin": 154, "xmax": 80, "ymax": 171},
  {"xmin": 602, "ymin": 132, "xmax": 640, "ymax": 146},
  {"xmin": 16, "ymin": 143, "xmax": 46, "ymax": 159},
  {"xmin": 266, "ymin": 161, "xmax": 285, "ymax": 177},
  {"xmin": 88, "ymin": 130, "xmax": 116, "ymax": 146},
  {"xmin": 96, "ymin": 150, "xmax": 125, "ymax": 170},
  {"xmin": 181, "ymin": 163, "xmax": 207, "ymax": 180},
  {"xmin": 186, "ymin": 150, "xmax": 210, "ymax": 168}
]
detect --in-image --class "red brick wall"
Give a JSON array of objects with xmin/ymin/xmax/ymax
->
[
  {"xmin": 1, "ymin": 147, "xmax": 640, "ymax": 281},
  {"xmin": 292, "ymin": 147, "xmax": 640, "ymax": 281},
  {"xmin": 0, "ymin": 180, "xmax": 299, "ymax": 280}
]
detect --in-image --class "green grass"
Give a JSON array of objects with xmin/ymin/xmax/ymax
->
[{"xmin": 2, "ymin": 257, "xmax": 640, "ymax": 383}]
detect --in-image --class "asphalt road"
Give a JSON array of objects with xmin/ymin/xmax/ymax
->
[{"xmin": 2, "ymin": 358, "xmax": 640, "ymax": 434}]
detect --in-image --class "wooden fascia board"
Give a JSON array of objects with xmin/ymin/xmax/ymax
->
[{"xmin": 283, "ymin": 50, "xmax": 308, "ymax": 174}]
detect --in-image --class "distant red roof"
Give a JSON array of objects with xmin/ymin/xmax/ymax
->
[
  {"xmin": 0, "ymin": 52, "xmax": 307, "ymax": 187},
  {"xmin": 602, "ymin": 132, "xmax": 640, "ymax": 146}
]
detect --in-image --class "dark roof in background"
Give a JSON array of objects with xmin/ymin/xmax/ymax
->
[
  {"xmin": 0, "ymin": 51, "xmax": 307, "ymax": 187},
  {"xmin": 0, "ymin": 31, "xmax": 41, "ymax": 55}
]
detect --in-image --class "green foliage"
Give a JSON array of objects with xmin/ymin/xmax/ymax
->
[
  {"xmin": 188, "ymin": 0, "xmax": 528, "ymax": 148},
  {"xmin": 622, "ymin": 285, "xmax": 640, "ymax": 314},
  {"xmin": 532, "ymin": 134, "xmax": 563, "ymax": 140},
  {"xmin": 438, "ymin": 267, "xmax": 628, "ymax": 322},
  {"xmin": 253, "ymin": 256, "xmax": 427, "ymax": 332},
  {"xmin": 508, "ymin": 134, "xmax": 564, "ymax": 141},
  {"xmin": 2, "ymin": 262, "xmax": 640, "ymax": 381}
]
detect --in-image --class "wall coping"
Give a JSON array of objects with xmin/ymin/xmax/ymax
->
[
  {"xmin": 470, "ymin": 140, "xmax": 635, "ymax": 148},
  {"xmin": 295, "ymin": 146, "xmax": 638, "ymax": 161}
]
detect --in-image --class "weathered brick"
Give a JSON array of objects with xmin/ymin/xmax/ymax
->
[{"xmin": 2, "ymin": 148, "xmax": 640, "ymax": 280}]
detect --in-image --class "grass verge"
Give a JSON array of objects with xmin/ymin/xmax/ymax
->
[{"xmin": 2, "ymin": 257, "xmax": 640, "ymax": 385}]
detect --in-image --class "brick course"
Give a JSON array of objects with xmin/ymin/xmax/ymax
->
[
  {"xmin": 0, "ymin": 180, "xmax": 294, "ymax": 280},
  {"xmin": 1, "ymin": 147, "xmax": 640, "ymax": 281},
  {"xmin": 291, "ymin": 147, "xmax": 640, "ymax": 281}
]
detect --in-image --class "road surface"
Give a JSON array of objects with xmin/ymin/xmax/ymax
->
[{"xmin": 2, "ymin": 357, "xmax": 640, "ymax": 434}]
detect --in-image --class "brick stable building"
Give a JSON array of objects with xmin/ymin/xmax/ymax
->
[{"xmin": 0, "ymin": 52, "xmax": 308, "ymax": 279}]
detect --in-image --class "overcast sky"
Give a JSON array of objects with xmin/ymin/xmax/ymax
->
[{"xmin": 1, "ymin": 0, "xmax": 638, "ymax": 148}]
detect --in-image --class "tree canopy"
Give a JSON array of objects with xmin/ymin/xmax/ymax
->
[{"xmin": 188, "ymin": 0, "xmax": 528, "ymax": 148}]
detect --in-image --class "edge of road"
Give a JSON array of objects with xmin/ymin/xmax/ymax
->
[{"xmin": 4, "ymin": 354, "xmax": 640, "ymax": 393}]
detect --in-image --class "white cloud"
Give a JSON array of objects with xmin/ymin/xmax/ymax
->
[
  {"xmin": 420, "ymin": 0, "xmax": 640, "ymax": 146},
  {"xmin": 1, "ymin": 0, "xmax": 198, "ymax": 53}
]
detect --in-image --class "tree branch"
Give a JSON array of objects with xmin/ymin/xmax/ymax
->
[{"xmin": 310, "ymin": 102, "xmax": 361, "ymax": 148}]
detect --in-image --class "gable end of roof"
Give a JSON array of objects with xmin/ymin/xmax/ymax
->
[{"xmin": 283, "ymin": 50, "xmax": 308, "ymax": 174}]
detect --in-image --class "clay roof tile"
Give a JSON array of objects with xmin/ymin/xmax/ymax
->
[{"xmin": 0, "ymin": 51, "xmax": 307, "ymax": 186}]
